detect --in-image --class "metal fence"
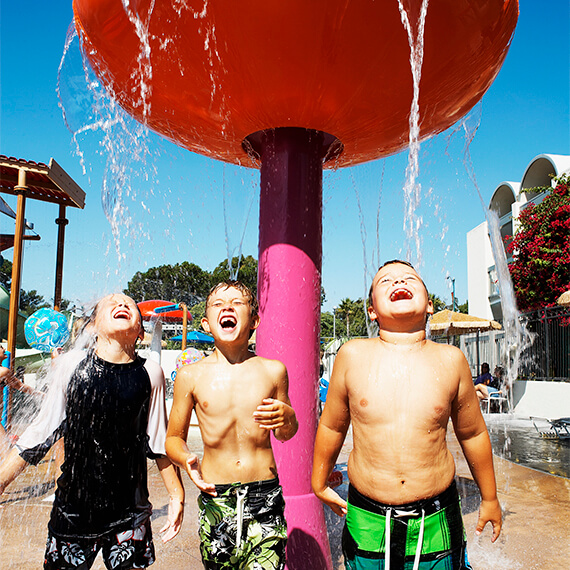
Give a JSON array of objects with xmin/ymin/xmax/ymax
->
[{"xmin": 459, "ymin": 306, "xmax": 570, "ymax": 382}]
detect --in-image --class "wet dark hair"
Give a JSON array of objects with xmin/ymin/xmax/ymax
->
[
  {"xmin": 206, "ymin": 280, "xmax": 259, "ymax": 318},
  {"xmin": 368, "ymin": 259, "xmax": 429, "ymax": 307}
]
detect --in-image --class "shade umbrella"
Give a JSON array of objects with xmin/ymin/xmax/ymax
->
[
  {"xmin": 171, "ymin": 330, "xmax": 215, "ymax": 344},
  {"xmin": 429, "ymin": 309, "xmax": 502, "ymax": 336},
  {"xmin": 429, "ymin": 309, "xmax": 502, "ymax": 374},
  {"xmin": 556, "ymin": 290, "xmax": 570, "ymax": 307}
]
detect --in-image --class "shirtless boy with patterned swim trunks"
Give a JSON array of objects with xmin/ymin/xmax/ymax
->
[
  {"xmin": 312, "ymin": 260, "xmax": 501, "ymax": 570},
  {"xmin": 166, "ymin": 280, "xmax": 298, "ymax": 569}
]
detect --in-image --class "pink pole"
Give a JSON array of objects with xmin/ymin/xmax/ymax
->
[{"xmin": 248, "ymin": 128, "xmax": 339, "ymax": 570}]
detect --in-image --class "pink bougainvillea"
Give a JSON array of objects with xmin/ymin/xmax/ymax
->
[{"xmin": 507, "ymin": 174, "xmax": 570, "ymax": 313}]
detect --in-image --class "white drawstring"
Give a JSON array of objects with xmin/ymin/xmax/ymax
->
[
  {"xmin": 412, "ymin": 509, "xmax": 426, "ymax": 570},
  {"xmin": 235, "ymin": 487, "xmax": 247, "ymax": 550},
  {"xmin": 384, "ymin": 507, "xmax": 426, "ymax": 570},
  {"xmin": 385, "ymin": 508, "xmax": 392, "ymax": 570}
]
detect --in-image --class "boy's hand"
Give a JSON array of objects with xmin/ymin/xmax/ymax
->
[
  {"xmin": 475, "ymin": 497, "xmax": 502, "ymax": 542},
  {"xmin": 314, "ymin": 485, "xmax": 347, "ymax": 518},
  {"xmin": 185, "ymin": 454, "xmax": 217, "ymax": 496},
  {"xmin": 160, "ymin": 497, "xmax": 184, "ymax": 542},
  {"xmin": 253, "ymin": 398, "xmax": 294, "ymax": 431}
]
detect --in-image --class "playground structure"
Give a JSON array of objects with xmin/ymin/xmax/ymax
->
[
  {"xmin": 72, "ymin": 1, "xmax": 519, "ymax": 567},
  {"xmin": 0, "ymin": 155, "xmax": 85, "ymax": 427}
]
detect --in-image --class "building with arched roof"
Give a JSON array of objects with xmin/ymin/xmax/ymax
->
[{"xmin": 467, "ymin": 153, "xmax": 570, "ymax": 322}]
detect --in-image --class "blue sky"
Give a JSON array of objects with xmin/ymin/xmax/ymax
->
[{"xmin": 1, "ymin": 0, "xmax": 568, "ymax": 313}]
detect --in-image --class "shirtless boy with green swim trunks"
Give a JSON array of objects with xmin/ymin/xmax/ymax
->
[
  {"xmin": 166, "ymin": 280, "xmax": 298, "ymax": 569},
  {"xmin": 312, "ymin": 260, "xmax": 501, "ymax": 570}
]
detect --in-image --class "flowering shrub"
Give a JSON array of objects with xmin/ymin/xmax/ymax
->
[{"xmin": 507, "ymin": 174, "xmax": 570, "ymax": 312}]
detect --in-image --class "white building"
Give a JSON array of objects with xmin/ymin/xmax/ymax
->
[{"xmin": 467, "ymin": 153, "xmax": 570, "ymax": 322}]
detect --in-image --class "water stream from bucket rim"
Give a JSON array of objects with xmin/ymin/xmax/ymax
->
[{"xmin": 397, "ymin": 0, "xmax": 429, "ymax": 268}]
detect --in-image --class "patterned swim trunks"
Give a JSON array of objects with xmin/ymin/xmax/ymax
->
[
  {"xmin": 44, "ymin": 518, "xmax": 154, "ymax": 570},
  {"xmin": 343, "ymin": 481, "xmax": 472, "ymax": 570},
  {"xmin": 198, "ymin": 477, "xmax": 287, "ymax": 570}
]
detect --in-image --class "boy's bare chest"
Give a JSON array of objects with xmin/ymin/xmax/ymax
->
[
  {"xmin": 346, "ymin": 354, "xmax": 454, "ymax": 426},
  {"xmin": 195, "ymin": 369, "xmax": 274, "ymax": 415}
]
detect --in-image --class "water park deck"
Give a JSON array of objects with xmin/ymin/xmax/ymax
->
[{"xmin": 1, "ymin": 425, "xmax": 568, "ymax": 569}]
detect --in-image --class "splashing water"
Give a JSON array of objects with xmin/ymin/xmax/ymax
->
[
  {"xmin": 221, "ymin": 165, "xmax": 257, "ymax": 280},
  {"xmin": 455, "ymin": 102, "xmax": 535, "ymax": 398},
  {"xmin": 485, "ymin": 209, "xmax": 534, "ymax": 398},
  {"xmin": 58, "ymin": 22, "xmax": 157, "ymax": 268},
  {"xmin": 397, "ymin": 0, "xmax": 429, "ymax": 266}
]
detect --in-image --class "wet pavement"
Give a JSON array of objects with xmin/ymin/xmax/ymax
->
[{"xmin": 1, "ymin": 422, "xmax": 569, "ymax": 569}]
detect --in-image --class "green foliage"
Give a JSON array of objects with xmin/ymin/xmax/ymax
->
[
  {"xmin": 320, "ymin": 311, "xmax": 334, "ymax": 339},
  {"xmin": 0, "ymin": 258, "xmax": 11, "ymax": 288},
  {"xmin": 335, "ymin": 297, "xmax": 369, "ymax": 338},
  {"xmin": 211, "ymin": 255, "xmax": 258, "ymax": 296},
  {"xmin": 429, "ymin": 293, "xmax": 447, "ymax": 313},
  {"xmin": 0, "ymin": 259, "xmax": 53, "ymax": 315},
  {"xmin": 457, "ymin": 300, "xmax": 468, "ymax": 314},
  {"xmin": 124, "ymin": 261, "xmax": 212, "ymax": 305},
  {"xmin": 19, "ymin": 289, "xmax": 48, "ymax": 316},
  {"xmin": 188, "ymin": 300, "xmax": 206, "ymax": 328},
  {"xmin": 507, "ymin": 174, "xmax": 570, "ymax": 312}
]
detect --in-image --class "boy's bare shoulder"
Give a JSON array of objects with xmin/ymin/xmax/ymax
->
[
  {"xmin": 174, "ymin": 359, "xmax": 206, "ymax": 385},
  {"xmin": 426, "ymin": 339, "xmax": 466, "ymax": 359},
  {"xmin": 425, "ymin": 340, "xmax": 469, "ymax": 371},
  {"xmin": 249, "ymin": 354, "xmax": 287, "ymax": 377},
  {"xmin": 337, "ymin": 337, "xmax": 378, "ymax": 357}
]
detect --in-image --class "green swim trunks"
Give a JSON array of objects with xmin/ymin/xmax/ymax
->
[
  {"xmin": 343, "ymin": 481, "xmax": 472, "ymax": 570},
  {"xmin": 198, "ymin": 477, "xmax": 287, "ymax": 570}
]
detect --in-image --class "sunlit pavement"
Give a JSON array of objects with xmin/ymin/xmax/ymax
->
[{"xmin": 1, "ymin": 425, "xmax": 568, "ymax": 569}]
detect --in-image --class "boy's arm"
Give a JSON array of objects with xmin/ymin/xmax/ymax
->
[
  {"xmin": 165, "ymin": 366, "xmax": 216, "ymax": 495},
  {"xmin": 451, "ymin": 349, "xmax": 502, "ymax": 542},
  {"xmin": 0, "ymin": 448, "xmax": 29, "ymax": 494},
  {"xmin": 155, "ymin": 456, "xmax": 184, "ymax": 542},
  {"xmin": 254, "ymin": 360, "xmax": 298, "ymax": 442},
  {"xmin": 0, "ymin": 366, "xmax": 40, "ymax": 396},
  {"xmin": 311, "ymin": 344, "xmax": 351, "ymax": 517}
]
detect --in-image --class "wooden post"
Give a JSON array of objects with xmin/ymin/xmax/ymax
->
[
  {"xmin": 6, "ymin": 169, "xmax": 27, "ymax": 428},
  {"xmin": 180, "ymin": 303, "xmax": 188, "ymax": 350},
  {"xmin": 7, "ymin": 169, "xmax": 27, "ymax": 365},
  {"xmin": 54, "ymin": 204, "xmax": 68, "ymax": 311}
]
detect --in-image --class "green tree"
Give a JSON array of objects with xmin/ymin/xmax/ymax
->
[
  {"xmin": 19, "ymin": 289, "xmax": 48, "ymax": 316},
  {"xmin": 457, "ymin": 300, "xmax": 468, "ymax": 314},
  {"xmin": 188, "ymin": 300, "xmax": 206, "ymax": 328},
  {"xmin": 429, "ymin": 293, "xmax": 447, "ymax": 313},
  {"xmin": 335, "ymin": 297, "xmax": 369, "ymax": 338},
  {"xmin": 320, "ymin": 311, "xmax": 334, "ymax": 339},
  {"xmin": 211, "ymin": 255, "xmax": 258, "ymax": 296},
  {"xmin": 507, "ymin": 174, "xmax": 570, "ymax": 312},
  {"xmin": 1, "ymin": 258, "xmax": 11, "ymax": 288},
  {"xmin": 124, "ymin": 261, "xmax": 211, "ymax": 305}
]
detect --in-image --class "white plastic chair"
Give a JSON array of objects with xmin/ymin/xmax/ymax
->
[{"xmin": 482, "ymin": 390, "xmax": 509, "ymax": 413}]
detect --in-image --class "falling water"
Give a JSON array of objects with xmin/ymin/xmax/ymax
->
[
  {"xmin": 397, "ymin": 0, "xmax": 429, "ymax": 266},
  {"xmin": 221, "ymin": 165, "xmax": 257, "ymax": 280},
  {"xmin": 58, "ymin": 2, "xmax": 252, "ymax": 290},
  {"xmin": 454, "ymin": 103, "xmax": 539, "ymax": 569},
  {"xmin": 455, "ymin": 101, "xmax": 535, "ymax": 397},
  {"xmin": 58, "ymin": 22, "xmax": 157, "ymax": 268},
  {"xmin": 354, "ymin": 0, "xmax": 428, "ymax": 335},
  {"xmin": 485, "ymin": 209, "xmax": 534, "ymax": 396}
]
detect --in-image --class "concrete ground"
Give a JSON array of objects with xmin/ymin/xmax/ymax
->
[{"xmin": 1, "ymin": 424, "xmax": 569, "ymax": 569}]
